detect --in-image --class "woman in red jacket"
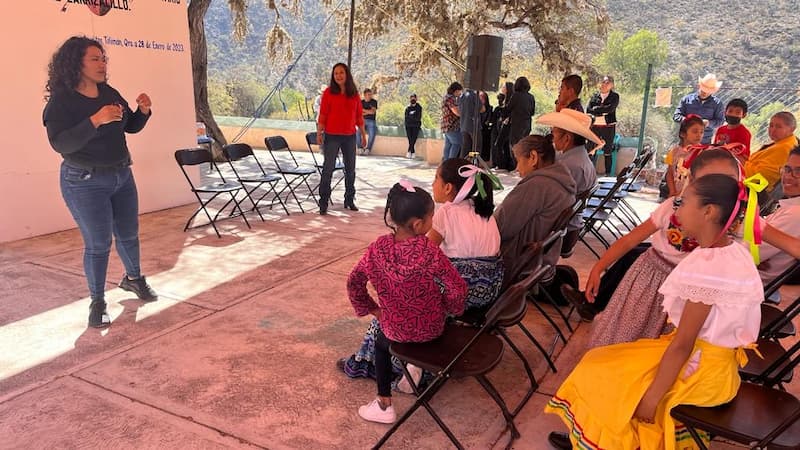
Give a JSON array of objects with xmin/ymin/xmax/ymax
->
[{"xmin": 316, "ymin": 63, "xmax": 366, "ymax": 214}]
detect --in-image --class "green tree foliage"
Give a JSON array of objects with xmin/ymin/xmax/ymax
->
[{"xmin": 593, "ymin": 29, "xmax": 668, "ymax": 92}]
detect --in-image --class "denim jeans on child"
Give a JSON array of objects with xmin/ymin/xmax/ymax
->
[{"xmin": 60, "ymin": 162, "xmax": 141, "ymax": 300}]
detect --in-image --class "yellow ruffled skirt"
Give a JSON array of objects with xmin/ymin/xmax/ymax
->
[{"xmin": 544, "ymin": 334, "xmax": 742, "ymax": 450}]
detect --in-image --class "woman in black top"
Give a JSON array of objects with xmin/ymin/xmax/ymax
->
[
  {"xmin": 506, "ymin": 76, "xmax": 536, "ymax": 148},
  {"xmin": 587, "ymin": 75, "xmax": 620, "ymax": 174},
  {"xmin": 43, "ymin": 36, "xmax": 156, "ymax": 328},
  {"xmin": 491, "ymin": 82, "xmax": 514, "ymax": 170}
]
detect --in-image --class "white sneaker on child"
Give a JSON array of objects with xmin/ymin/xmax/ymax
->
[
  {"xmin": 395, "ymin": 364, "xmax": 423, "ymax": 394},
  {"xmin": 358, "ymin": 398, "xmax": 396, "ymax": 424}
]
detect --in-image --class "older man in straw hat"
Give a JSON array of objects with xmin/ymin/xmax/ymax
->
[
  {"xmin": 673, "ymin": 73, "xmax": 725, "ymax": 144},
  {"xmin": 537, "ymin": 109, "xmax": 604, "ymax": 257}
]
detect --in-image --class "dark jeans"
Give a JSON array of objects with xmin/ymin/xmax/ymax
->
[
  {"xmin": 319, "ymin": 133, "xmax": 356, "ymax": 205},
  {"xmin": 442, "ymin": 131, "xmax": 462, "ymax": 161},
  {"xmin": 375, "ymin": 327, "xmax": 393, "ymax": 397},
  {"xmin": 592, "ymin": 243, "xmax": 651, "ymax": 311},
  {"xmin": 592, "ymin": 125, "xmax": 616, "ymax": 174},
  {"xmin": 60, "ymin": 162, "xmax": 141, "ymax": 300},
  {"xmin": 405, "ymin": 126, "xmax": 420, "ymax": 154}
]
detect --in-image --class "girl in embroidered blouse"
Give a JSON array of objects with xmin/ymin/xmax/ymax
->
[
  {"xmin": 546, "ymin": 174, "xmax": 764, "ymax": 450},
  {"xmin": 665, "ymin": 115, "xmax": 705, "ymax": 198},
  {"xmin": 347, "ymin": 182, "xmax": 467, "ymax": 424}
]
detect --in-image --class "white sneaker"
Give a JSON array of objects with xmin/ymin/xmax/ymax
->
[
  {"xmin": 406, "ymin": 152, "xmax": 413, "ymax": 159},
  {"xmin": 358, "ymin": 399, "xmax": 396, "ymax": 424},
  {"xmin": 395, "ymin": 364, "xmax": 423, "ymax": 394}
]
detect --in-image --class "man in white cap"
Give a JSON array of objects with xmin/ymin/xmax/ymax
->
[
  {"xmin": 672, "ymin": 73, "xmax": 725, "ymax": 144},
  {"xmin": 536, "ymin": 109, "xmax": 603, "ymax": 256}
]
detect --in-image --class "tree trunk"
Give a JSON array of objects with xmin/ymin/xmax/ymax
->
[{"xmin": 188, "ymin": 0, "xmax": 226, "ymax": 160}]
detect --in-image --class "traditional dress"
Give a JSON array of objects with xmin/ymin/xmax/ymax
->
[
  {"xmin": 546, "ymin": 242, "xmax": 763, "ymax": 450},
  {"xmin": 588, "ymin": 200, "xmax": 697, "ymax": 348}
]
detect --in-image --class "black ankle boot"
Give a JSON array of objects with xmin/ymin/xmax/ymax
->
[
  {"xmin": 344, "ymin": 201, "xmax": 359, "ymax": 211},
  {"xmin": 88, "ymin": 299, "xmax": 111, "ymax": 328}
]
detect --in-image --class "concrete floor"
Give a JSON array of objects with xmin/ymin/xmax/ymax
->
[{"xmin": 1, "ymin": 153, "xmax": 796, "ymax": 449}]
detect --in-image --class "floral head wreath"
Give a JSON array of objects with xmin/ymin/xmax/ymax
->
[{"xmin": 452, "ymin": 165, "xmax": 503, "ymax": 204}]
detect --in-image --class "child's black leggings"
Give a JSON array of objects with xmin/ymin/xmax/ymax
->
[{"xmin": 374, "ymin": 328, "xmax": 394, "ymax": 397}]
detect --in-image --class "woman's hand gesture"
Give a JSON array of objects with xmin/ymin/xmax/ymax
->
[
  {"xmin": 135, "ymin": 93, "xmax": 152, "ymax": 115},
  {"xmin": 90, "ymin": 104, "xmax": 124, "ymax": 128}
]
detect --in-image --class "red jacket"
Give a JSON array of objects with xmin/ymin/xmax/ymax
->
[{"xmin": 319, "ymin": 87, "xmax": 364, "ymax": 135}]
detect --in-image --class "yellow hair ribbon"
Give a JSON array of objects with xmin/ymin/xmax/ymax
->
[{"xmin": 742, "ymin": 173, "xmax": 768, "ymax": 265}]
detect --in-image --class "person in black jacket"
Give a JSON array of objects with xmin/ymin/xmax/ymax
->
[
  {"xmin": 491, "ymin": 83, "xmax": 513, "ymax": 170},
  {"xmin": 404, "ymin": 94, "xmax": 422, "ymax": 159},
  {"xmin": 479, "ymin": 91, "xmax": 493, "ymax": 162},
  {"xmin": 505, "ymin": 77, "xmax": 536, "ymax": 169},
  {"xmin": 43, "ymin": 36, "xmax": 157, "ymax": 329},
  {"xmin": 587, "ymin": 75, "xmax": 620, "ymax": 174}
]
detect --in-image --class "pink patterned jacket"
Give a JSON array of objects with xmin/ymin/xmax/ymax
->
[{"xmin": 347, "ymin": 234, "xmax": 468, "ymax": 343}]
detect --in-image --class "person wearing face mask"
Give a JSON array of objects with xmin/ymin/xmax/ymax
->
[
  {"xmin": 673, "ymin": 73, "xmax": 725, "ymax": 144},
  {"xmin": 536, "ymin": 109, "xmax": 602, "ymax": 257},
  {"xmin": 404, "ymin": 94, "xmax": 422, "ymax": 159},
  {"xmin": 713, "ymin": 98, "xmax": 752, "ymax": 161}
]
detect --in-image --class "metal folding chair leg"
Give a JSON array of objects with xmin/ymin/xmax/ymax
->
[
  {"xmin": 497, "ymin": 328, "xmax": 539, "ymax": 416},
  {"xmin": 373, "ymin": 372, "xmax": 464, "ymax": 450},
  {"xmin": 475, "ymin": 375, "xmax": 520, "ymax": 448},
  {"xmin": 517, "ymin": 322, "xmax": 558, "ymax": 373}
]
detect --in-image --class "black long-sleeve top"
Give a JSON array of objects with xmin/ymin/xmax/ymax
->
[
  {"xmin": 586, "ymin": 90, "xmax": 619, "ymax": 124},
  {"xmin": 404, "ymin": 103, "xmax": 422, "ymax": 127},
  {"xmin": 43, "ymin": 83, "xmax": 151, "ymax": 170}
]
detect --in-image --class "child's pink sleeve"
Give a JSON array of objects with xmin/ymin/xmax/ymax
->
[
  {"xmin": 347, "ymin": 249, "xmax": 378, "ymax": 317},
  {"xmin": 432, "ymin": 247, "xmax": 468, "ymax": 316}
]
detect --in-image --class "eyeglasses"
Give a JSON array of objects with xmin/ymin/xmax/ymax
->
[{"xmin": 782, "ymin": 165, "xmax": 800, "ymax": 178}]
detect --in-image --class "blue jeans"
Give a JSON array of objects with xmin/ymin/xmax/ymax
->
[
  {"xmin": 319, "ymin": 133, "xmax": 356, "ymax": 205},
  {"xmin": 358, "ymin": 119, "xmax": 378, "ymax": 151},
  {"xmin": 60, "ymin": 162, "xmax": 141, "ymax": 300},
  {"xmin": 442, "ymin": 131, "xmax": 462, "ymax": 161}
]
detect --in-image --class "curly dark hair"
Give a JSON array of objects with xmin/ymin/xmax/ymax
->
[{"xmin": 45, "ymin": 36, "xmax": 104, "ymax": 99}]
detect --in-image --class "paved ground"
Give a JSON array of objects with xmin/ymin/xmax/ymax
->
[{"xmin": 1, "ymin": 152, "xmax": 795, "ymax": 449}]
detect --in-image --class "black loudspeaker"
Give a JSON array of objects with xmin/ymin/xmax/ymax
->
[{"xmin": 464, "ymin": 35, "xmax": 503, "ymax": 92}]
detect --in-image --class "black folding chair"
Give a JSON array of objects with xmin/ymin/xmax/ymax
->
[
  {"xmin": 374, "ymin": 264, "xmax": 553, "ymax": 450},
  {"xmin": 221, "ymin": 143, "xmax": 289, "ymax": 219},
  {"xmin": 305, "ymin": 132, "xmax": 344, "ymax": 204},
  {"xmin": 174, "ymin": 148, "xmax": 251, "ymax": 238},
  {"xmin": 596, "ymin": 148, "xmax": 654, "ymax": 226},
  {"xmin": 761, "ymin": 261, "xmax": 800, "ymax": 341},
  {"xmin": 672, "ymin": 345, "xmax": 800, "ymax": 450},
  {"xmin": 264, "ymin": 136, "xmax": 318, "ymax": 213},
  {"xmin": 578, "ymin": 167, "xmax": 633, "ymax": 258}
]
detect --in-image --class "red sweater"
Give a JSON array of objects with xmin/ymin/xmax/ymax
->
[
  {"xmin": 714, "ymin": 124, "xmax": 752, "ymax": 159},
  {"xmin": 318, "ymin": 87, "xmax": 364, "ymax": 135},
  {"xmin": 347, "ymin": 234, "xmax": 467, "ymax": 343}
]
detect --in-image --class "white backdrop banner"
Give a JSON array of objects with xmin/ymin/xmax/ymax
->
[{"xmin": 0, "ymin": 0, "xmax": 196, "ymax": 242}]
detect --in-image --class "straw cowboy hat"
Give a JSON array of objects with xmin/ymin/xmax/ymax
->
[
  {"xmin": 536, "ymin": 109, "xmax": 603, "ymax": 145},
  {"xmin": 698, "ymin": 73, "xmax": 723, "ymax": 93}
]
